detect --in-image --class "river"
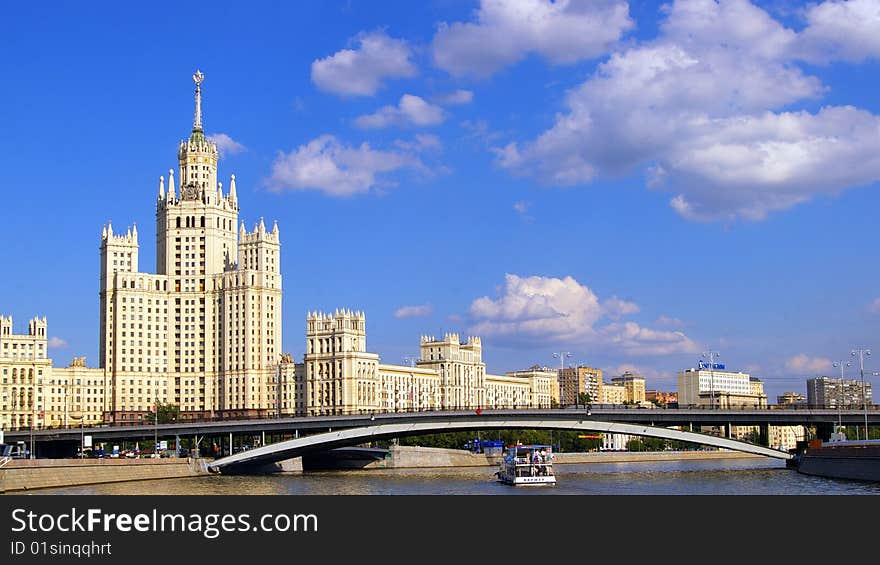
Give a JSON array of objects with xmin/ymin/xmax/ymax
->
[{"xmin": 27, "ymin": 456, "xmax": 880, "ymax": 495}]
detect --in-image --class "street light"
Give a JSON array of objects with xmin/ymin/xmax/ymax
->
[
  {"xmin": 552, "ymin": 352, "xmax": 571, "ymax": 408},
  {"xmin": 701, "ymin": 350, "xmax": 720, "ymax": 409},
  {"xmin": 832, "ymin": 360, "xmax": 851, "ymax": 439},
  {"xmin": 153, "ymin": 381, "xmax": 159, "ymax": 458},
  {"xmin": 851, "ymin": 348, "xmax": 871, "ymax": 441}
]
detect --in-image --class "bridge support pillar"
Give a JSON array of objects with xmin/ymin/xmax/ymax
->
[
  {"xmin": 759, "ymin": 424, "xmax": 769, "ymax": 447},
  {"xmin": 229, "ymin": 432, "xmax": 233, "ymax": 456}
]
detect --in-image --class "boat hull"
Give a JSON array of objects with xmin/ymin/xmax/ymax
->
[
  {"xmin": 796, "ymin": 442, "xmax": 880, "ymax": 482},
  {"xmin": 497, "ymin": 474, "xmax": 557, "ymax": 486}
]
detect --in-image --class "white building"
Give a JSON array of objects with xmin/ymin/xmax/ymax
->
[
  {"xmin": 678, "ymin": 366, "xmax": 767, "ymax": 408},
  {"xmin": 99, "ymin": 71, "xmax": 282, "ymax": 422}
]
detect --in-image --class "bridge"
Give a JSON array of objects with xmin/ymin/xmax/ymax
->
[
  {"xmin": 6, "ymin": 407, "xmax": 876, "ymax": 460},
  {"xmin": 206, "ymin": 414, "xmax": 791, "ymax": 473}
]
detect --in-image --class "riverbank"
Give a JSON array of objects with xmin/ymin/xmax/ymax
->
[
  {"xmin": 348, "ymin": 446, "xmax": 764, "ymax": 470},
  {"xmin": 1, "ymin": 457, "xmax": 209, "ymax": 493},
  {"xmin": 1, "ymin": 448, "xmax": 766, "ymax": 492}
]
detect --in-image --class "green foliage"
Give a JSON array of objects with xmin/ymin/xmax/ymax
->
[
  {"xmin": 398, "ymin": 429, "xmax": 604, "ymax": 452},
  {"xmin": 155, "ymin": 402, "xmax": 180, "ymax": 424},
  {"xmin": 577, "ymin": 392, "xmax": 592, "ymax": 406}
]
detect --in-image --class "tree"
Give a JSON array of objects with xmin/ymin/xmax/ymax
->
[
  {"xmin": 577, "ymin": 392, "xmax": 592, "ymax": 407},
  {"xmin": 156, "ymin": 402, "xmax": 180, "ymax": 424}
]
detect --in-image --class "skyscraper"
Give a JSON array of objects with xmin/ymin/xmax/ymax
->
[{"xmin": 99, "ymin": 71, "xmax": 282, "ymax": 422}]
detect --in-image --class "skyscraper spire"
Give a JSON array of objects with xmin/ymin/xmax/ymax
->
[
  {"xmin": 193, "ymin": 69, "xmax": 204, "ymax": 132},
  {"xmin": 168, "ymin": 169, "xmax": 176, "ymax": 201}
]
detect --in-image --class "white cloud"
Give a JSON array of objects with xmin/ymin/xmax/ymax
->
[
  {"xmin": 432, "ymin": 0, "xmax": 634, "ymax": 77},
  {"xmin": 394, "ymin": 134, "xmax": 443, "ymax": 153},
  {"xmin": 394, "ymin": 304, "xmax": 434, "ymax": 319},
  {"xmin": 612, "ymin": 363, "xmax": 676, "ymax": 387},
  {"xmin": 512, "ymin": 200, "xmax": 534, "ymax": 222},
  {"xmin": 438, "ymin": 90, "xmax": 474, "ymax": 105},
  {"xmin": 784, "ymin": 353, "xmax": 833, "ymax": 375},
  {"xmin": 513, "ymin": 200, "xmax": 530, "ymax": 214},
  {"xmin": 602, "ymin": 296, "xmax": 640, "ymax": 319},
  {"xmin": 311, "ymin": 30, "xmax": 417, "ymax": 96},
  {"xmin": 208, "ymin": 133, "xmax": 246, "ymax": 156},
  {"xmin": 798, "ymin": 0, "xmax": 880, "ymax": 63},
  {"xmin": 491, "ymin": 0, "xmax": 880, "ymax": 222},
  {"xmin": 267, "ymin": 135, "xmax": 423, "ymax": 197},
  {"xmin": 355, "ymin": 94, "xmax": 445, "ymax": 129},
  {"xmin": 48, "ymin": 337, "xmax": 68, "ymax": 348},
  {"xmin": 869, "ymin": 297, "xmax": 880, "ymax": 313},
  {"xmin": 468, "ymin": 274, "xmax": 697, "ymax": 356},
  {"xmin": 655, "ymin": 315, "xmax": 685, "ymax": 329}
]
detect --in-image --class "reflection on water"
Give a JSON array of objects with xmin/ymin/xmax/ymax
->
[{"xmin": 26, "ymin": 457, "xmax": 880, "ymax": 495}]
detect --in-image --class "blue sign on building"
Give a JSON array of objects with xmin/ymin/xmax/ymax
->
[{"xmin": 698, "ymin": 361, "xmax": 725, "ymax": 370}]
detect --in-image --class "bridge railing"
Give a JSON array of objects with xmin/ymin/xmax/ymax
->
[{"xmin": 5, "ymin": 402, "xmax": 879, "ymax": 433}]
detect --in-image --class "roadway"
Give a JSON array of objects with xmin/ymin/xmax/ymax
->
[{"xmin": 5, "ymin": 406, "xmax": 876, "ymax": 445}]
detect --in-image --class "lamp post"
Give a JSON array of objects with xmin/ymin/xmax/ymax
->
[
  {"xmin": 832, "ymin": 361, "xmax": 851, "ymax": 439},
  {"xmin": 851, "ymin": 348, "xmax": 871, "ymax": 441},
  {"xmin": 552, "ymin": 352, "xmax": 571, "ymax": 409},
  {"xmin": 153, "ymin": 381, "xmax": 159, "ymax": 458},
  {"xmin": 701, "ymin": 350, "xmax": 720, "ymax": 409},
  {"xmin": 276, "ymin": 354, "xmax": 282, "ymax": 419}
]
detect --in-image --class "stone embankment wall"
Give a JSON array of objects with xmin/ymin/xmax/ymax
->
[
  {"xmin": 1, "ymin": 458, "xmax": 208, "ymax": 493},
  {"xmin": 362, "ymin": 446, "xmax": 762, "ymax": 469}
]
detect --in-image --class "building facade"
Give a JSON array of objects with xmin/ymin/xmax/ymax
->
[
  {"xmin": 776, "ymin": 392, "xmax": 806, "ymax": 407},
  {"xmin": 295, "ymin": 312, "xmax": 555, "ymax": 416},
  {"xmin": 646, "ymin": 390, "xmax": 678, "ymax": 406},
  {"xmin": 600, "ymin": 383, "xmax": 626, "ymax": 404},
  {"xmin": 99, "ymin": 71, "xmax": 282, "ymax": 423},
  {"xmin": 610, "ymin": 371, "xmax": 647, "ymax": 404},
  {"xmin": 1, "ymin": 317, "xmax": 107, "ymax": 431},
  {"xmin": 557, "ymin": 365, "xmax": 602, "ymax": 406},
  {"xmin": 806, "ymin": 376, "xmax": 872, "ymax": 409},
  {"xmin": 677, "ymin": 367, "xmax": 767, "ymax": 408}
]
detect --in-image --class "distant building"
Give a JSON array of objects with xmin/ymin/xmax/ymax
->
[
  {"xmin": 806, "ymin": 376, "xmax": 872, "ymax": 409},
  {"xmin": 646, "ymin": 390, "xmax": 678, "ymax": 406},
  {"xmin": 610, "ymin": 371, "xmax": 646, "ymax": 404},
  {"xmin": 600, "ymin": 382, "xmax": 626, "ymax": 404},
  {"xmin": 776, "ymin": 392, "xmax": 806, "ymax": 407},
  {"xmin": 1, "ymin": 316, "xmax": 107, "ymax": 431},
  {"xmin": 769, "ymin": 425, "xmax": 806, "ymax": 451},
  {"xmin": 678, "ymin": 366, "xmax": 767, "ymax": 408},
  {"xmin": 557, "ymin": 365, "xmax": 602, "ymax": 405}
]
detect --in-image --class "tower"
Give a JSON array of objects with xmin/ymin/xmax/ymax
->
[
  {"xmin": 99, "ymin": 222, "xmax": 139, "ymax": 368},
  {"xmin": 97, "ymin": 70, "xmax": 283, "ymax": 421},
  {"xmin": 156, "ymin": 70, "xmax": 239, "ymax": 281},
  {"xmin": 303, "ymin": 310, "xmax": 378, "ymax": 415}
]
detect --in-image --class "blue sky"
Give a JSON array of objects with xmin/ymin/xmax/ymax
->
[{"xmin": 2, "ymin": 0, "xmax": 880, "ymax": 401}]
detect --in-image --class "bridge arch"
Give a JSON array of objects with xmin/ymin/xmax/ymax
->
[{"xmin": 208, "ymin": 418, "xmax": 790, "ymax": 473}]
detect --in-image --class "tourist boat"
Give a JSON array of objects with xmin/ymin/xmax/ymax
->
[{"xmin": 496, "ymin": 444, "xmax": 556, "ymax": 486}]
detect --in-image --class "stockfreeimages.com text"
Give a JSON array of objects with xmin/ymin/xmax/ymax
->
[{"xmin": 11, "ymin": 508, "xmax": 317, "ymax": 539}]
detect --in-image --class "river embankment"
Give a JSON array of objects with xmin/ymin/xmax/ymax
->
[
  {"xmin": 1, "ymin": 457, "xmax": 209, "ymax": 493},
  {"xmin": 1, "ymin": 448, "xmax": 766, "ymax": 492},
  {"xmin": 343, "ymin": 446, "xmax": 764, "ymax": 470}
]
